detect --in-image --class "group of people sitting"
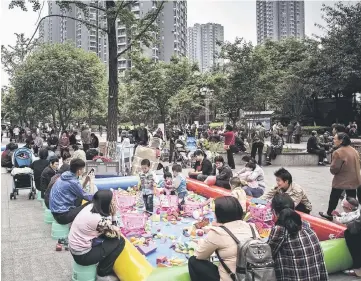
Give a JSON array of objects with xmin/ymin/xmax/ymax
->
[
  {"xmin": 32, "ymin": 150, "xmax": 122, "ymax": 281},
  {"xmin": 8, "ymin": 125, "xmax": 361, "ymax": 280},
  {"xmin": 188, "ymin": 150, "xmax": 269, "ymax": 200}
]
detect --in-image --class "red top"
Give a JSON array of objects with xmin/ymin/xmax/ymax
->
[{"xmin": 222, "ymin": 131, "xmax": 235, "ymax": 145}]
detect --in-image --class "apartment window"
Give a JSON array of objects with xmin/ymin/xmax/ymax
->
[{"xmin": 118, "ymin": 37, "xmax": 126, "ymax": 44}]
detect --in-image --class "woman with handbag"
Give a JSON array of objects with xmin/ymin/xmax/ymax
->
[
  {"xmin": 221, "ymin": 125, "xmax": 236, "ymax": 169},
  {"xmin": 188, "ymin": 196, "xmax": 256, "ymax": 281},
  {"xmin": 68, "ymin": 190, "xmax": 125, "ymax": 281}
]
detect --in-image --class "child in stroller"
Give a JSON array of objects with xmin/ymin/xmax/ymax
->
[
  {"xmin": 173, "ymin": 138, "xmax": 190, "ymax": 168},
  {"xmin": 10, "ymin": 147, "xmax": 36, "ymax": 200}
]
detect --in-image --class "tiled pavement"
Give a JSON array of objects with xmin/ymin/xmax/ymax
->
[{"xmin": 1, "ymin": 151, "xmax": 359, "ymax": 280}]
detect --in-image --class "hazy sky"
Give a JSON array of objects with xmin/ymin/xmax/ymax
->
[{"xmin": 0, "ymin": 0, "xmax": 356, "ymax": 86}]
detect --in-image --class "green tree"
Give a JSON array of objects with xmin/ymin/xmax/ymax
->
[
  {"xmin": 9, "ymin": 0, "xmax": 165, "ymax": 157},
  {"xmin": 310, "ymin": 2, "xmax": 361, "ymax": 98},
  {"xmin": 218, "ymin": 38, "xmax": 265, "ymax": 124},
  {"xmin": 1, "ymin": 33, "xmax": 39, "ymax": 81},
  {"xmin": 254, "ymin": 38, "xmax": 319, "ymax": 111},
  {"xmin": 12, "ymin": 43, "xmax": 106, "ymax": 132}
]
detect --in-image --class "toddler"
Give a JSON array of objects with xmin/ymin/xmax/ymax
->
[
  {"xmin": 171, "ymin": 164, "xmax": 188, "ymax": 204},
  {"xmin": 333, "ymin": 197, "xmax": 360, "ymax": 225},
  {"xmin": 162, "ymin": 171, "xmax": 175, "ymax": 196},
  {"xmin": 138, "ymin": 159, "xmax": 156, "ymax": 213},
  {"xmin": 229, "ymin": 177, "xmax": 247, "ymax": 213}
]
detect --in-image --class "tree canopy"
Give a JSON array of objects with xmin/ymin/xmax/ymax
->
[{"xmin": 11, "ymin": 42, "xmax": 106, "ymax": 131}]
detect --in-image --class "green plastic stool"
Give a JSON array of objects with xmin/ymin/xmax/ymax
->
[
  {"xmin": 44, "ymin": 208, "xmax": 54, "ymax": 224},
  {"xmin": 37, "ymin": 192, "xmax": 42, "ymax": 201},
  {"xmin": 51, "ymin": 221, "xmax": 69, "ymax": 240},
  {"xmin": 72, "ymin": 261, "xmax": 97, "ymax": 281},
  {"xmin": 42, "ymin": 200, "xmax": 46, "ymax": 209}
]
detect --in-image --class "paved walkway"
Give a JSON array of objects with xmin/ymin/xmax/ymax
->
[{"xmin": 1, "ymin": 146, "xmax": 358, "ymax": 280}]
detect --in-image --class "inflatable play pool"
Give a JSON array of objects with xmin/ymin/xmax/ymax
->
[
  {"xmin": 145, "ymin": 238, "xmax": 353, "ymax": 280},
  {"xmin": 94, "ymin": 176, "xmax": 138, "ymax": 190},
  {"xmin": 115, "ymin": 215, "xmax": 352, "ymax": 281},
  {"xmin": 186, "ymin": 178, "xmax": 347, "ymax": 242}
]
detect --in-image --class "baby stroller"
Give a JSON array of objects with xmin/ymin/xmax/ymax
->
[
  {"xmin": 10, "ymin": 147, "xmax": 35, "ymax": 200},
  {"xmin": 174, "ymin": 138, "xmax": 190, "ymax": 168}
]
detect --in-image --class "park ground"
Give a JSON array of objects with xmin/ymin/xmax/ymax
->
[{"xmin": 1, "ymin": 136, "xmax": 359, "ymax": 281}]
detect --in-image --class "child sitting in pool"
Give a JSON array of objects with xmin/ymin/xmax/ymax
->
[
  {"xmin": 333, "ymin": 197, "xmax": 360, "ymax": 225},
  {"xmin": 230, "ymin": 177, "xmax": 247, "ymax": 213},
  {"xmin": 171, "ymin": 164, "xmax": 188, "ymax": 204},
  {"xmin": 161, "ymin": 171, "xmax": 176, "ymax": 196}
]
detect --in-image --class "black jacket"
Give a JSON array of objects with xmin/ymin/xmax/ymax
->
[
  {"xmin": 69, "ymin": 134, "xmax": 77, "ymax": 145},
  {"xmin": 135, "ymin": 128, "xmax": 149, "ymax": 145},
  {"xmin": 58, "ymin": 163, "xmax": 70, "ymax": 174},
  {"xmin": 348, "ymin": 217, "xmax": 361, "ymax": 235},
  {"xmin": 47, "ymin": 136, "xmax": 59, "ymax": 147},
  {"xmin": 40, "ymin": 166, "xmax": 56, "ymax": 192},
  {"xmin": 194, "ymin": 158, "xmax": 213, "ymax": 176},
  {"xmin": 91, "ymin": 136, "xmax": 99, "ymax": 148},
  {"xmin": 216, "ymin": 164, "xmax": 233, "ymax": 181},
  {"xmin": 307, "ymin": 136, "xmax": 319, "ymax": 152},
  {"xmin": 30, "ymin": 159, "xmax": 49, "ymax": 190}
]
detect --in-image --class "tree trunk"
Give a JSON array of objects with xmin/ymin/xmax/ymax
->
[
  {"xmin": 106, "ymin": 1, "xmax": 119, "ymax": 159},
  {"xmin": 51, "ymin": 108, "xmax": 57, "ymax": 133}
]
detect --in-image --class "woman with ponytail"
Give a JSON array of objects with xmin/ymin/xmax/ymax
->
[{"xmin": 268, "ymin": 193, "xmax": 328, "ymax": 281}]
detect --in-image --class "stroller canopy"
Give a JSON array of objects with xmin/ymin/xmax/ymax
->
[{"xmin": 12, "ymin": 147, "xmax": 33, "ymax": 168}]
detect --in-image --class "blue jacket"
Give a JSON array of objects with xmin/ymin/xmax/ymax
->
[{"xmin": 50, "ymin": 171, "xmax": 92, "ymax": 213}]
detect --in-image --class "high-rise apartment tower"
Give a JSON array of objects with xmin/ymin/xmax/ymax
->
[
  {"xmin": 40, "ymin": 1, "xmax": 187, "ymax": 71},
  {"xmin": 187, "ymin": 23, "xmax": 224, "ymax": 72},
  {"xmin": 256, "ymin": 0, "xmax": 305, "ymax": 44}
]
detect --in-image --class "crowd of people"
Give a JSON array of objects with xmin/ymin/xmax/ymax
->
[{"xmin": 2, "ymin": 120, "xmax": 361, "ymax": 280}]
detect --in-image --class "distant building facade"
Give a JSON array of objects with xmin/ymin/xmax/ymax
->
[
  {"xmin": 256, "ymin": 0, "xmax": 305, "ymax": 44},
  {"xmin": 40, "ymin": 0, "xmax": 187, "ymax": 72},
  {"xmin": 187, "ymin": 23, "xmax": 224, "ymax": 72}
]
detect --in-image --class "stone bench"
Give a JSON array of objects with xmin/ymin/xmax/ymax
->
[{"xmin": 220, "ymin": 152, "xmax": 331, "ymax": 166}]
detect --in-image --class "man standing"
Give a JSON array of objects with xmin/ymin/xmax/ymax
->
[
  {"xmin": 251, "ymin": 122, "xmax": 266, "ymax": 165},
  {"xmin": 294, "ymin": 122, "xmax": 302, "ymax": 144},
  {"xmin": 286, "ymin": 122, "xmax": 294, "ymax": 143},
  {"xmin": 135, "ymin": 124, "xmax": 149, "ymax": 146},
  {"xmin": 277, "ymin": 121, "xmax": 284, "ymax": 143},
  {"xmin": 81, "ymin": 126, "xmax": 91, "ymax": 152},
  {"xmin": 13, "ymin": 126, "xmax": 20, "ymax": 143}
]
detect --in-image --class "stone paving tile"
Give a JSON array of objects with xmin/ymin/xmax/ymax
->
[{"xmin": 1, "ymin": 160, "xmax": 357, "ymax": 280}]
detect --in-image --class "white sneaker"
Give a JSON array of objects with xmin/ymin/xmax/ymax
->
[{"xmin": 96, "ymin": 275, "xmax": 119, "ymax": 281}]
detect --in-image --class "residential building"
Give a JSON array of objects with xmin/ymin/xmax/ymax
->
[
  {"xmin": 187, "ymin": 23, "xmax": 224, "ymax": 72},
  {"xmin": 39, "ymin": 1, "xmax": 187, "ymax": 72},
  {"xmin": 256, "ymin": 0, "xmax": 305, "ymax": 44}
]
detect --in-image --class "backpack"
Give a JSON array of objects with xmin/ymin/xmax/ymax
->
[{"xmin": 216, "ymin": 225, "xmax": 276, "ymax": 281}]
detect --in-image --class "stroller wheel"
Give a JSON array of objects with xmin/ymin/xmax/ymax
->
[
  {"xmin": 10, "ymin": 193, "xmax": 16, "ymax": 200},
  {"xmin": 28, "ymin": 192, "xmax": 34, "ymax": 200}
]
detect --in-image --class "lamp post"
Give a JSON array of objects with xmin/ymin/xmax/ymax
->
[{"xmin": 200, "ymin": 87, "xmax": 214, "ymax": 124}]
